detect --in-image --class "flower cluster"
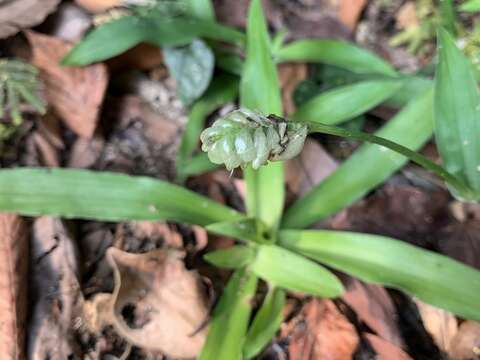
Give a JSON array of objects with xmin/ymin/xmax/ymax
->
[{"xmin": 200, "ymin": 109, "xmax": 307, "ymax": 170}]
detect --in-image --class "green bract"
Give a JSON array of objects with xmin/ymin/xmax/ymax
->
[{"xmin": 200, "ymin": 109, "xmax": 307, "ymax": 170}]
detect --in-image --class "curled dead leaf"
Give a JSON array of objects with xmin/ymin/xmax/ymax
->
[
  {"xmin": 365, "ymin": 333, "xmax": 413, "ymax": 360},
  {"xmin": 0, "ymin": 214, "xmax": 29, "ymax": 360},
  {"xmin": 449, "ymin": 321, "xmax": 480, "ymax": 360},
  {"xmin": 88, "ymin": 248, "xmax": 209, "ymax": 359},
  {"xmin": 25, "ymin": 31, "xmax": 108, "ymax": 139},
  {"xmin": 0, "ymin": 0, "xmax": 60, "ymax": 39}
]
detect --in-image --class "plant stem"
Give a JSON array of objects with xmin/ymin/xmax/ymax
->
[{"xmin": 306, "ymin": 121, "xmax": 477, "ymax": 201}]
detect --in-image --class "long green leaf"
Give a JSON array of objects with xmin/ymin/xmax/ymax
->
[
  {"xmin": 199, "ymin": 269, "xmax": 257, "ymax": 360},
  {"xmin": 243, "ymin": 287, "xmax": 285, "ymax": 359},
  {"xmin": 292, "ymin": 79, "xmax": 402, "ymax": 126},
  {"xmin": 435, "ymin": 28, "xmax": 480, "ymax": 197},
  {"xmin": 63, "ymin": 16, "xmax": 244, "ymax": 66},
  {"xmin": 186, "ymin": 0, "xmax": 215, "ymax": 20},
  {"xmin": 276, "ymin": 39, "xmax": 397, "ymax": 76},
  {"xmin": 282, "ymin": 88, "xmax": 434, "ymax": 229},
  {"xmin": 250, "ymin": 244, "xmax": 344, "ymax": 297},
  {"xmin": 0, "ymin": 168, "xmax": 243, "ymax": 226},
  {"xmin": 279, "ymin": 230, "xmax": 480, "ymax": 321},
  {"xmin": 204, "ymin": 245, "xmax": 256, "ymax": 269},
  {"xmin": 240, "ymin": 0, "xmax": 284, "ymax": 229},
  {"xmin": 206, "ymin": 218, "xmax": 267, "ymax": 243}
]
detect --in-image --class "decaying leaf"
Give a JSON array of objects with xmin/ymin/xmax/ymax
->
[
  {"xmin": 28, "ymin": 216, "xmax": 83, "ymax": 360},
  {"xmin": 25, "ymin": 31, "xmax": 108, "ymax": 138},
  {"xmin": 0, "ymin": 0, "xmax": 60, "ymax": 39},
  {"xmin": 449, "ymin": 321, "xmax": 480, "ymax": 360},
  {"xmin": 365, "ymin": 333, "xmax": 413, "ymax": 360},
  {"xmin": 337, "ymin": 0, "xmax": 367, "ymax": 31},
  {"xmin": 0, "ymin": 214, "xmax": 29, "ymax": 360},
  {"xmin": 85, "ymin": 248, "xmax": 209, "ymax": 359},
  {"xmin": 278, "ymin": 63, "xmax": 308, "ymax": 115},
  {"xmin": 289, "ymin": 299, "xmax": 359, "ymax": 360},
  {"xmin": 343, "ymin": 278, "xmax": 404, "ymax": 348},
  {"xmin": 414, "ymin": 299, "xmax": 458, "ymax": 354}
]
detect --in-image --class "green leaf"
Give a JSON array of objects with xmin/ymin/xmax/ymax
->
[
  {"xmin": 63, "ymin": 16, "xmax": 245, "ymax": 66},
  {"xmin": 176, "ymin": 153, "xmax": 219, "ymax": 181},
  {"xmin": 459, "ymin": 0, "xmax": 480, "ymax": 12},
  {"xmin": 0, "ymin": 168, "xmax": 243, "ymax": 226},
  {"xmin": 440, "ymin": 0, "xmax": 457, "ymax": 35},
  {"xmin": 240, "ymin": 0, "xmax": 284, "ymax": 229},
  {"xmin": 292, "ymin": 79, "xmax": 402, "ymax": 126},
  {"xmin": 276, "ymin": 40, "xmax": 397, "ymax": 76},
  {"xmin": 250, "ymin": 244, "xmax": 344, "ymax": 297},
  {"xmin": 176, "ymin": 73, "xmax": 239, "ymax": 170},
  {"xmin": 164, "ymin": 39, "xmax": 215, "ymax": 106},
  {"xmin": 279, "ymin": 230, "xmax": 480, "ymax": 321},
  {"xmin": 204, "ymin": 245, "xmax": 256, "ymax": 269},
  {"xmin": 206, "ymin": 218, "xmax": 269, "ymax": 243},
  {"xmin": 282, "ymin": 88, "xmax": 434, "ymax": 229},
  {"xmin": 199, "ymin": 269, "xmax": 257, "ymax": 360},
  {"xmin": 435, "ymin": 28, "xmax": 480, "ymax": 198},
  {"xmin": 185, "ymin": 0, "xmax": 215, "ymax": 20},
  {"xmin": 243, "ymin": 287, "xmax": 285, "ymax": 359}
]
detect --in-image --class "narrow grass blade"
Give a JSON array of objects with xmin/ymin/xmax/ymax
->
[
  {"xmin": 199, "ymin": 269, "xmax": 257, "ymax": 360},
  {"xmin": 435, "ymin": 28, "xmax": 480, "ymax": 197},
  {"xmin": 0, "ymin": 168, "xmax": 243, "ymax": 226},
  {"xmin": 292, "ymin": 79, "xmax": 402, "ymax": 126},
  {"xmin": 282, "ymin": 88, "xmax": 434, "ymax": 229},
  {"xmin": 243, "ymin": 287, "xmax": 285, "ymax": 359},
  {"xmin": 240, "ymin": 0, "xmax": 284, "ymax": 229},
  {"xmin": 279, "ymin": 230, "xmax": 480, "ymax": 321},
  {"xmin": 251, "ymin": 244, "xmax": 344, "ymax": 298},
  {"xmin": 276, "ymin": 39, "xmax": 397, "ymax": 76}
]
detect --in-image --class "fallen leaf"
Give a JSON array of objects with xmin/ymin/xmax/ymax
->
[
  {"xmin": 74, "ymin": 0, "xmax": 121, "ymax": 13},
  {"xmin": 87, "ymin": 248, "xmax": 209, "ymax": 358},
  {"xmin": 285, "ymin": 138, "xmax": 338, "ymax": 197},
  {"xmin": 365, "ymin": 333, "xmax": 413, "ymax": 360},
  {"xmin": 343, "ymin": 277, "xmax": 404, "ymax": 348},
  {"xmin": 449, "ymin": 321, "xmax": 480, "ymax": 360},
  {"xmin": 32, "ymin": 131, "xmax": 60, "ymax": 167},
  {"xmin": 25, "ymin": 31, "xmax": 108, "ymax": 138},
  {"xmin": 0, "ymin": 0, "xmax": 60, "ymax": 39},
  {"xmin": 414, "ymin": 299, "xmax": 458, "ymax": 354},
  {"xmin": 0, "ymin": 214, "xmax": 29, "ymax": 360},
  {"xmin": 396, "ymin": 2, "xmax": 419, "ymax": 30},
  {"xmin": 278, "ymin": 63, "xmax": 308, "ymax": 115},
  {"xmin": 289, "ymin": 299, "xmax": 359, "ymax": 360},
  {"xmin": 67, "ymin": 134, "xmax": 104, "ymax": 168},
  {"xmin": 28, "ymin": 217, "xmax": 83, "ymax": 360},
  {"xmin": 338, "ymin": 0, "xmax": 367, "ymax": 31}
]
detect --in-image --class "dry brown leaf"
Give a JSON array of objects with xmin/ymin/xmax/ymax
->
[
  {"xmin": 449, "ymin": 321, "xmax": 480, "ymax": 360},
  {"xmin": 25, "ymin": 31, "xmax": 108, "ymax": 139},
  {"xmin": 0, "ymin": 0, "xmax": 60, "ymax": 38},
  {"xmin": 365, "ymin": 333, "xmax": 413, "ymax": 360},
  {"xmin": 337, "ymin": 0, "xmax": 367, "ymax": 31},
  {"xmin": 67, "ymin": 135, "xmax": 105, "ymax": 168},
  {"xmin": 343, "ymin": 277, "xmax": 404, "ymax": 348},
  {"xmin": 0, "ymin": 214, "xmax": 29, "ymax": 360},
  {"xmin": 285, "ymin": 139, "xmax": 338, "ymax": 197},
  {"xmin": 28, "ymin": 217, "xmax": 83, "ymax": 360},
  {"xmin": 289, "ymin": 299, "xmax": 359, "ymax": 360},
  {"xmin": 278, "ymin": 63, "xmax": 308, "ymax": 115},
  {"xmin": 86, "ymin": 248, "xmax": 209, "ymax": 359},
  {"xmin": 414, "ymin": 299, "xmax": 458, "ymax": 353},
  {"xmin": 75, "ymin": 0, "xmax": 122, "ymax": 13},
  {"xmin": 396, "ymin": 2, "xmax": 419, "ymax": 30}
]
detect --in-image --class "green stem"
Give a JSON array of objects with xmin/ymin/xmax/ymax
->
[{"xmin": 306, "ymin": 122, "xmax": 476, "ymax": 200}]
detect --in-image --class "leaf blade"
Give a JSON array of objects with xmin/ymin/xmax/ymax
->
[
  {"xmin": 279, "ymin": 229, "xmax": 480, "ymax": 321},
  {"xmin": 0, "ymin": 168, "xmax": 243, "ymax": 226},
  {"xmin": 434, "ymin": 28, "xmax": 480, "ymax": 195}
]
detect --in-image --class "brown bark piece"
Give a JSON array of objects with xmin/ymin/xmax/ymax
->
[
  {"xmin": 0, "ymin": 0, "xmax": 60, "ymax": 39},
  {"xmin": 25, "ymin": 31, "xmax": 108, "ymax": 139},
  {"xmin": 0, "ymin": 214, "xmax": 29, "ymax": 360},
  {"xmin": 289, "ymin": 299, "xmax": 359, "ymax": 360}
]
